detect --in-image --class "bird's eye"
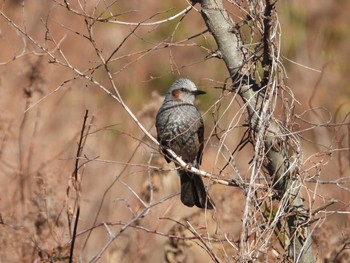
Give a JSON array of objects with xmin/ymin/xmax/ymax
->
[{"xmin": 180, "ymin": 88, "xmax": 186, "ymax": 92}]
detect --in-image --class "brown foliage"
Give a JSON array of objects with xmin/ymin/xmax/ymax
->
[{"xmin": 0, "ymin": 0, "xmax": 349, "ymax": 262}]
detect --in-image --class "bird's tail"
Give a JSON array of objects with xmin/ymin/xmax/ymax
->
[{"xmin": 178, "ymin": 170, "xmax": 215, "ymax": 209}]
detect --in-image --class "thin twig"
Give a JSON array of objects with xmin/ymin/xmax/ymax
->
[{"xmin": 69, "ymin": 110, "xmax": 89, "ymax": 263}]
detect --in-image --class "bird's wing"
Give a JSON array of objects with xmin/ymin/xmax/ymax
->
[{"xmin": 156, "ymin": 111, "xmax": 172, "ymax": 163}]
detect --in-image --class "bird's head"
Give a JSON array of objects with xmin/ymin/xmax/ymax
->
[{"xmin": 166, "ymin": 78, "xmax": 206, "ymax": 104}]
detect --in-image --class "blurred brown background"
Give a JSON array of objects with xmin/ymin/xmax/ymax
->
[{"xmin": 0, "ymin": 0, "xmax": 349, "ymax": 262}]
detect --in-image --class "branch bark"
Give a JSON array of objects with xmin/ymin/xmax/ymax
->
[{"xmin": 197, "ymin": 0, "xmax": 314, "ymax": 261}]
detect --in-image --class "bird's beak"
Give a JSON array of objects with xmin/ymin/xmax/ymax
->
[{"xmin": 191, "ymin": 90, "xmax": 206, "ymax": 96}]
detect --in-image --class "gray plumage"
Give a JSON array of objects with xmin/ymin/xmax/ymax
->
[{"xmin": 156, "ymin": 78, "xmax": 214, "ymax": 209}]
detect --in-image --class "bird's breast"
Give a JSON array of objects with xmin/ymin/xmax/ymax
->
[{"xmin": 156, "ymin": 104, "xmax": 202, "ymax": 163}]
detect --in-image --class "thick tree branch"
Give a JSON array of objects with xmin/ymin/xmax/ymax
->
[{"xmin": 197, "ymin": 0, "xmax": 314, "ymax": 261}]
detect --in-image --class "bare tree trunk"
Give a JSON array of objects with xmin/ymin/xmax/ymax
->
[{"xmin": 197, "ymin": 0, "xmax": 314, "ymax": 261}]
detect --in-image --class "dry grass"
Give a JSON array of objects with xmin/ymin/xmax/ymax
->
[{"xmin": 0, "ymin": 1, "xmax": 349, "ymax": 262}]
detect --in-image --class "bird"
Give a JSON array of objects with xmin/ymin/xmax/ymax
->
[{"xmin": 156, "ymin": 78, "xmax": 214, "ymax": 209}]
